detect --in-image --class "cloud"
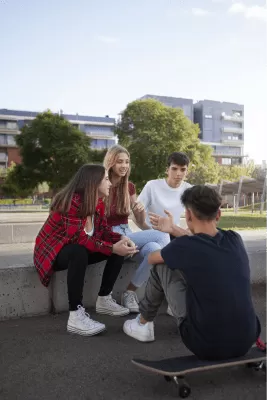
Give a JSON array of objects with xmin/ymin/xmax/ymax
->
[
  {"xmin": 228, "ymin": 3, "xmax": 267, "ymax": 21},
  {"xmin": 96, "ymin": 35, "xmax": 119, "ymax": 44},
  {"xmin": 191, "ymin": 8, "xmax": 212, "ymax": 16}
]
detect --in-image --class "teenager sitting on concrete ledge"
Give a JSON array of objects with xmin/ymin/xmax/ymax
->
[
  {"xmin": 104, "ymin": 145, "xmax": 169, "ymax": 313},
  {"xmin": 123, "ymin": 185, "xmax": 261, "ymax": 361},
  {"xmin": 34, "ymin": 164, "xmax": 138, "ymax": 336}
]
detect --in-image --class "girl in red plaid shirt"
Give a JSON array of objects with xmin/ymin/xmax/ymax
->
[{"xmin": 34, "ymin": 164, "xmax": 138, "ymax": 336}]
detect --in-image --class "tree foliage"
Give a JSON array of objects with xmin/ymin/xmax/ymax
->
[
  {"xmin": 7, "ymin": 111, "xmax": 93, "ymax": 192},
  {"xmin": 116, "ymin": 99, "xmax": 219, "ymax": 190},
  {"xmin": 217, "ymin": 161, "xmax": 255, "ymax": 183},
  {"xmin": 1, "ymin": 162, "xmax": 33, "ymax": 197}
]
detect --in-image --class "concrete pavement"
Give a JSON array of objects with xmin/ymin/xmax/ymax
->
[{"xmin": 0, "ymin": 284, "xmax": 265, "ymax": 400}]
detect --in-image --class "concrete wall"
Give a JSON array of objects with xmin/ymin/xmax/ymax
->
[
  {"xmin": 0, "ymin": 250, "xmax": 265, "ymax": 321},
  {"xmin": 0, "ymin": 223, "xmax": 42, "ymax": 244},
  {"xmin": 0, "ymin": 260, "xmax": 145, "ymax": 320}
]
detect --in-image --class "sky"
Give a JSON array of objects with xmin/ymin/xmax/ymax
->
[{"xmin": 0, "ymin": 0, "xmax": 266, "ymax": 163}]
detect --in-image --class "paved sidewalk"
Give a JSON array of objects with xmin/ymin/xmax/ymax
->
[{"xmin": 0, "ymin": 285, "xmax": 265, "ymax": 400}]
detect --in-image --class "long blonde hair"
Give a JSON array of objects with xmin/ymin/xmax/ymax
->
[{"xmin": 103, "ymin": 145, "xmax": 131, "ymax": 217}]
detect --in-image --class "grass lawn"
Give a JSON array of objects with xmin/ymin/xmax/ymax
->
[{"xmin": 218, "ymin": 212, "xmax": 266, "ymax": 230}]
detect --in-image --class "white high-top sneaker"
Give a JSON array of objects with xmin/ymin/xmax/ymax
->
[
  {"xmin": 121, "ymin": 291, "xmax": 139, "ymax": 313},
  {"xmin": 96, "ymin": 294, "xmax": 130, "ymax": 316},
  {"xmin": 67, "ymin": 305, "xmax": 106, "ymax": 336},
  {"xmin": 123, "ymin": 315, "xmax": 155, "ymax": 342}
]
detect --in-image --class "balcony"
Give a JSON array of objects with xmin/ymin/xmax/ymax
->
[
  {"xmin": 222, "ymin": 127, "xmax": 244, "ymax": 134},
  {"xmin": 221, "ymin": 138, "xmax": 244, "ymax": 145},
  {"xmin": 0, "ymin": 127, "xmax": 19, "ymax": 134},
  {"xmin": 213, "ymin": 151, "xmax": 244, "ymax": 157},
  {"xmin": 85, "ymin": 132, "xmax": 115, "ymax": 140},
  {"xmin": 221, "ymin": 113, "xmax": 244, "ymax": 123}
]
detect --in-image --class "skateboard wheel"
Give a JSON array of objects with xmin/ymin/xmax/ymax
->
[
  {"xmin": 164, "ymin": 376, "xmax": 172, "ymax": 382},
  {"xmin": 179, "ymin": 385, "xmax": 191, "ymax": 398}
]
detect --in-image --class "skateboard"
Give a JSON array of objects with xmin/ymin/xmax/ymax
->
[{"xmin": 132, "ymin": 345, "xmax": 266, "ymax": 398}]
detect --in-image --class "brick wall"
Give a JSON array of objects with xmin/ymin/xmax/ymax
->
[{"xmin": 7, "ymin": 148, "xmax": 21, "ymax": 166}]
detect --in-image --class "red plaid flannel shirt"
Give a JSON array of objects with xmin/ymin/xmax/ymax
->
[{"xmin": 34, "ymin": 194, "xmax": 121, "ymax": 287}]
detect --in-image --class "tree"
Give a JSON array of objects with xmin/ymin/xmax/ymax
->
[
  {"xmin": 91, "ymin": 149, "xmax": 108, "ymax": 164},
  {"xmin": 187, "ymin": 144, "xmax": 219, "ymax": 184},
  {"xmin": 116, "ymin": 99, "xmax": 219, "ymax": 190},
  {"xmin": 1, "ymin": 163, "xmax": 37, "ymax": 197},
  {"xmin": 217, "ymin": 161, "xmax": 255, "ymax": 183},
  {"xmin": 9, "ymin": 111, "xmax": 92, "ymax": 193}
]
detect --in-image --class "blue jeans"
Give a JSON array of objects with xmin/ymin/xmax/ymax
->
[{"xmin": 112, "ymin": 224, "xmax": 170, "ymax": 287}]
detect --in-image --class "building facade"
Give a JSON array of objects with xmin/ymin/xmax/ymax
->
[
  {"xmin": 194, "ymin": 100, "xmax": 244, "ymax": 165},
  {"xmin": 139, "ymin": 94, "xmax": 194, "ymax": 121},
  {"xmin": 140, "ymin": 95, "xmax": 245, "ymax": 165},
  {"xmin": 0, "ymin": 109, "xmax": 116, "ymax": 169}
]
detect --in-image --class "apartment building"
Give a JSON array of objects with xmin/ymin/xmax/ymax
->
[
  {"xmin": 139, "ymin": 94, "xmax": 194, "ymax": 121},
  {"xmin": 139, "ymin": 95, "xmax": 244, "ymax": 165},
  {"xmin": 194, "ymin": 100, "xmax": 244, "ymax": 165},
  {"xmin": 0, "ymin": 109, "xmax": 116, "ymax": 169}
]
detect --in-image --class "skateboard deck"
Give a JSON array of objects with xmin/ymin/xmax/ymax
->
[{"xmin": 132, "ymin": 346, "xmax": 266, "ymax": 398}]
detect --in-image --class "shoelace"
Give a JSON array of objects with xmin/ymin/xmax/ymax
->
[
  {"xmin": 77, "ymin": 306, "xmax": 97, "ymax": 326},
  {"xmin": 126, "ymin": 292, "xmax": 139, "ymax": 306},
  {"xmin": 105, "ymin": 296, "xmax": 123, "ymax": 309}
]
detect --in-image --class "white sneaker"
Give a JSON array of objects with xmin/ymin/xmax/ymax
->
[
  {"xmin": 96, "ymin": 294, "xmax": 130, "ymax": 316},
  {"xmin": 167, "ymin": 305, "xmax": 174, "ymax": 316},
  {"xmin": 123, "ymin": 315, "xmax": 155, "ymax": 342},
  {"xmin": 67, "ymin": 305, "xmax": 106, "ymax": 336},
  {"xmin": 121, "ymin": 291, "xmax": 139, "ymax": 313}
]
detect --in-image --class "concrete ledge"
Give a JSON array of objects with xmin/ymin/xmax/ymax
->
[
  {"xmin": 0, "ymin": 250, "xmax": 265, "ymax": 320},
  {"xmin": 0, "ymin": 264, "xmax": 50, "ymax": 320},
  {"xmin": 248, "ymin": 250, "xmax": 267, "ymax": 285},
  {"xmin": 0, "ymin": 260, "xmax": 143, "ymax": 320},
  {"xmin": 0, "ymin": 223, "xmax": 42, "ymax": 244}
]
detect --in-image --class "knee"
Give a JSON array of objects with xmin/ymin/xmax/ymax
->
[
  {"xmin": 141, "ymin": 242, "xmax": 161, "ymax": 257},
  {"xmin": 69, "ymin": 244, "xmax": 88, "ymax": 263},
  {"xmin": 151, "ymin": 231, "xmax": 170, "ymax": 248}
]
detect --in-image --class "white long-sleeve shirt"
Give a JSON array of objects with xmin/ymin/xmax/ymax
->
[{"xmin": 138, "ymin": 179, "xmax": 192, "ymax": 228}]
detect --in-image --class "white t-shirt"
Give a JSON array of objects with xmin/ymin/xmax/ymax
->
[
  {"xmin": 84, "ymin": 216, "xmax": 94, "ymax": 237},
  {"xmin": 138, "ymin": 179, "xmax": 192, "ymax": 228}
]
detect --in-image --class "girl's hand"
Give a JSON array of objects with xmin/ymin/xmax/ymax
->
[{"xmin": 132, "ymin": 201, "xmax": 145, "ymax": 213}]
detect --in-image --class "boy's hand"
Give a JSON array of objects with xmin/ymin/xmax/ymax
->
[{"xmin": 149, "ymin": 210, "xmax": 174, "ymax": 234}]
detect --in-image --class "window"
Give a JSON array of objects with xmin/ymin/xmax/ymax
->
[
  {"xmin": 0, "ymin": 151, "xmax": 7, "ymax": 161},
  {"xmin": 232, "ymin": 158, "xmax": 241, "ymax": 165},
  {"xmin": 232, "ymin": 110, "xmax": 242, "ymax": 117},
  {"xmin": 222, "ymin": 158, "xmax": 231, "ymax": 165},
  {"xmin": 6, "ymin": 122, "xmax": 18, "ymax": 130},
  {"xmin": 233, "ymin": 135, "xmax": 239, "ymax": 141},
  {"xmin": 7, "ymin": 135, "xmax": 16, "ymax": 145},
  {"xmin": 205, "ymin": 115, "xmax": 212, "ymax": 119},
  {"xmin": 0, "ymin": 134, "xmax": 7, "ymax": 145},
  {"xmin": 227, "ymin": 136, "xmax": 232, "ymax": 140}
]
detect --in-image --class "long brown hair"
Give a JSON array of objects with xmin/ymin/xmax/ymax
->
[
  {"xmin": 103, "ymin": 145, "xmax": 131, "ymax": 217},
  {"xmin": 50, "ymin": 164, "xmax": 105, "ymax": 217}
]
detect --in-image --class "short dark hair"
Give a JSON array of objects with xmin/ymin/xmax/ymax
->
[
  {"xmin": 181, "ymin": 185, "xmax": 222, "ymax": 220},
  {"xmin": 167, "ymin": 152, "xmax": 190, "ymax": 167}
]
